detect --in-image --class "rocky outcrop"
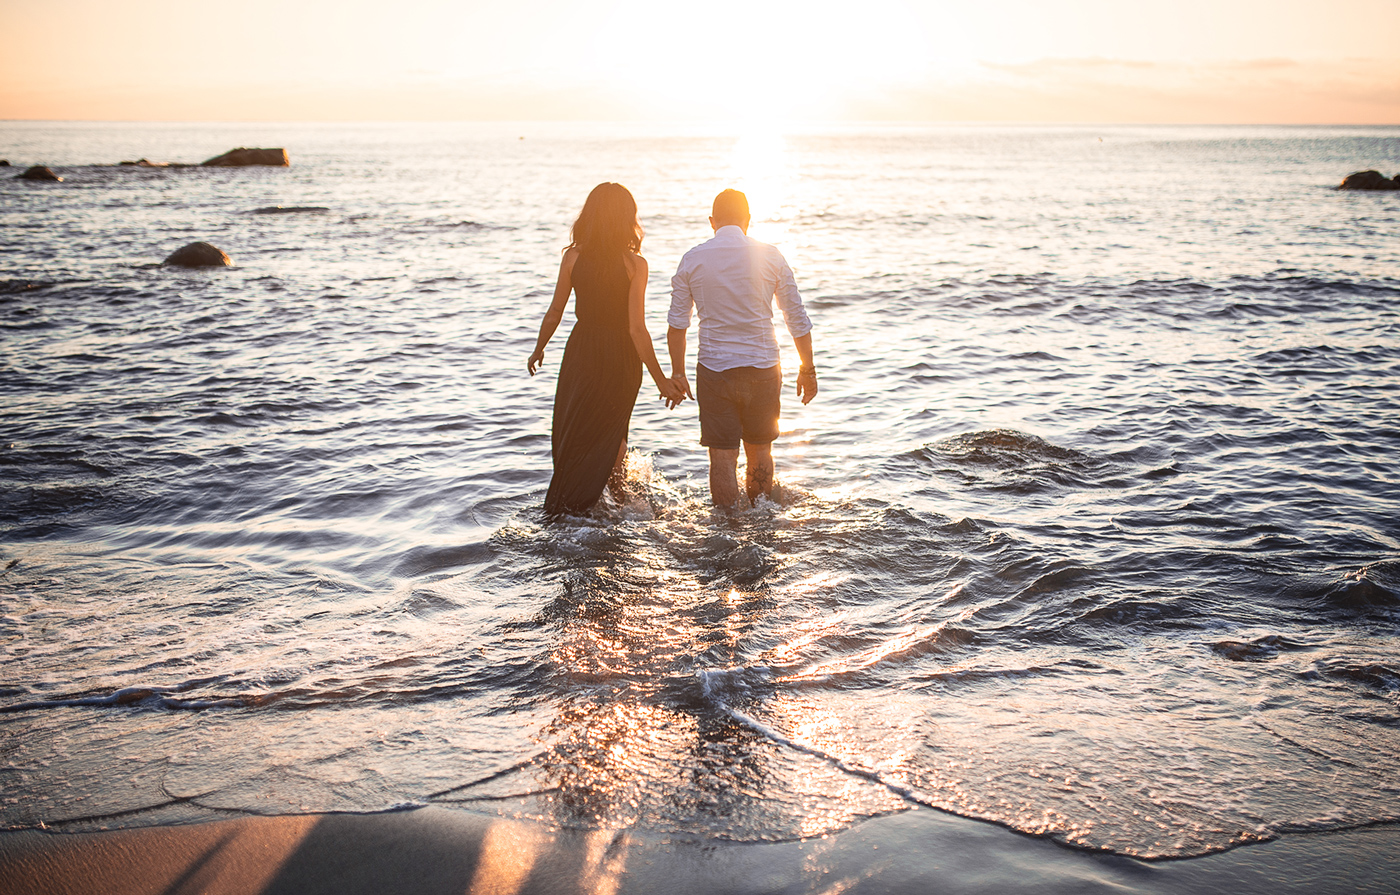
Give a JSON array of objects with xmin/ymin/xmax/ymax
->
[
  {"xmin": 0, "ymin": 160, "xmax": 10, "ymax": 166},
  {"xmin": 19, "ymin": 165, "xmax": 62, "ymax": 182},
  {"xmin": 8, "ymin": 151, "xmax": 291, "ymax": 171},
  {"xmin": 163, "ymin": 242, "xmax": 232, "ymax": 268},
  {"xmin": 201, "ymin": 148, "xmax": 289, "ymax": 167},
  {"xmin": 1339, "ymin": 170, "xmax": 1400, "ymax": 190}
]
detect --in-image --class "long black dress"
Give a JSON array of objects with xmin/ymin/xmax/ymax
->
[{"xmin": 543, "ymin": 250, "xmax": 642, "ymax": 515}]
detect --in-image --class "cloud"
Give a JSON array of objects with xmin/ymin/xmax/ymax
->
[
  {"xmin": 1225, "ymin": 58, "xmax": 1300, "ymax": 71},
  {"xmin": 0, "ymin": 80, "xmax": 636, "ymax": 122},
  {"xmin": 981, "ymin": 58, "xmax": 1162, "ymax": 74},
  {"xmin": 843, "ymin": 56, "xmax": 1400, "ymax": 124}
]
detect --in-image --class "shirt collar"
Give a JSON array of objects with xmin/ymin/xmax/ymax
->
[{"xmin": 715, "ymin": 225, "xmax": 746, "ymax": 240}]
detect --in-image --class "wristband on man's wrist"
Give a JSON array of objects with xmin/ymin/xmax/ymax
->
[{"xmin": 798, "ymin": 365, "xmax": 816, "ymax": 375}]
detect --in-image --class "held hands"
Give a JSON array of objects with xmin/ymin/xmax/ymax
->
[
  {"xmin": 527, "ymin": 348, "xmax": 545, "ymax": 376},
  {"xmin": 666, "ymin": 374, "xmax": 692, "ymax": 410},
  {"xmin": 659, "ymin": 374, "xmax": 689, "ymax": 410}
]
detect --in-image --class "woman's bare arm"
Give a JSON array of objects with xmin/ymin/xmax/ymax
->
[
  {"xmin": 527, "ymin": 250, "xmax": 577, "ymax": 375},
  {"xmin": 625, "ymin": 253, "xmax": 683, "ymax": 407}
]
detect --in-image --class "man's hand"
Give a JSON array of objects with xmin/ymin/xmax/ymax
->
[
  {"xmin": 796, "ymin": 367, "xmax": 817, "ymax": 405},
  {"xmin": 668, "ymin": 374, "xmax": 692, "ymax": 410},
  {"xmin": 659, "ymin": 377, "xmax": 686, "ymax": 409}
]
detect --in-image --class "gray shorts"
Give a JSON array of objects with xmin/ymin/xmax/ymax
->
[{"xmin": 696, "ymin": 364, "xmax": 782, "ymax": 449}]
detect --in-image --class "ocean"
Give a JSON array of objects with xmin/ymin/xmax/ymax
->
[{"xmin": 2, "ymin": 121, "xmax": 1398, "ymax": 862}]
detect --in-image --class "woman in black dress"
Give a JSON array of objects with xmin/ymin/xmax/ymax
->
[{"xmin": 527, "ymin": 183, "xmax": 682, "ymax": 516}]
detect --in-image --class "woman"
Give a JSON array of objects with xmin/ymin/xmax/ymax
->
[{"xmin": 528, "ymin": 183, "xmax": 682, "ymax": 516}]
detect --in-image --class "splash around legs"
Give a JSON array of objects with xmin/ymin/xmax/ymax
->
[{"xmin": 708, "ymin": 441, "xmax": 774, "ymax": 509}]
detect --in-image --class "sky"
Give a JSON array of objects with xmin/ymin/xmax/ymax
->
[{"xmin": 1, "ymin": 0, "xmax": 1396, "ymax": 123}]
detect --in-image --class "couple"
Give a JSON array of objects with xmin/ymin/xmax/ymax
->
[{"xmin": 527, "ymin": 183, "xmax": 818, "ymax": 516}]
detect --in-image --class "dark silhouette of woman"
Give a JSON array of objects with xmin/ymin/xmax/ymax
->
[{"xmin": 528, "ymin": 183, "xmax": 682, "ymax": 516}]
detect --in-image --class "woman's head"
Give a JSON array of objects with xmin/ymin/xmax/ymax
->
[{"xmin": 568, "ymin": 182, "xmax": 643, "ymax": 256}]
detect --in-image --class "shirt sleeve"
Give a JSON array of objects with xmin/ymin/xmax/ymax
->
[
  {"xmin": 668, "ymin": 258, "xmax": 695, "ymax": 330},
  {"xmin": 773, "ymin": 253, "xmax": 812, "ymax": 338}
]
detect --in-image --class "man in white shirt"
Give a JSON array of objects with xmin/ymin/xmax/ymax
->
[{"xmin": 667, "ymin": 189, "xmax": 818, "ymax": 508}]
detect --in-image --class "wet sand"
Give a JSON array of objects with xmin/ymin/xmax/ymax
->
[{"xmin": 2, "ymin": 807, "xmax": 1396, "ymax": 895}]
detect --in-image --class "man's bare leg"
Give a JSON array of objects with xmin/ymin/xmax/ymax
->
[
  {"xmin": 744, "ymin": 440, "xmax": 774, "ymax": 503},
  {"xmin": 607, "ymin": 439, "xmax": 628, "ymax": 499},
  {"xmin": 708, "ymin": 447, "xmax": 741, "ymax": 508}
]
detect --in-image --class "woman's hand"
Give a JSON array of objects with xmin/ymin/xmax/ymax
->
[
  {"xmin": 658, "ymin": 377, "xmax": 686, "ymax": 409},
  {"xmin": 672, "ymin": 374, "xmax": 692, "ymax": 399},
  {"xmin": 527, "ymin": 348, "xmax": 545, "ymax": 376}
]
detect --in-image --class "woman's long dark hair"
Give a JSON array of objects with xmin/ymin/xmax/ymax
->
[{"xmin": 566, "ymin": 182, "xmax": 643, "ymax": 256}]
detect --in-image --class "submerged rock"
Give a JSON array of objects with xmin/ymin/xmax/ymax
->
[
  {"xmin": 250, "ymin": 205, "xmax": 330, "ymax": 214},
  {"xmin": 0, "ymin": 280, "xmax": 55, "ymax": 295},
  {"xmin": 164, "ymin": 242, "xmax": 232, "ymax": 268},
  {"xmin": 1339, "ymin": 170, "xmax": 1400, "ymax": 190},
  {"xmin": 19, "ymin": 165, "xmax": 62, "ymax": 182},
  {"xmin": 1211, "ymin": 635, "xmax": 1288, "ymax": 661},
  {"xmin": 119, "ymin": 158, "xmax": 184, "ymax": 167},
  {"xmin": 201, "ymin": 147, "xmax": 289, "ymax": 167}
]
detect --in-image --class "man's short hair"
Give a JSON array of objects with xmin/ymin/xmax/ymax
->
[{"xmin": 712, "ymin": 189, "xmax": 749, "ymax": 224}]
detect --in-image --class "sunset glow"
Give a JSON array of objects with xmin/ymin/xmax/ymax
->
[{"xmin": 1, "ymin": 0, "xmax": 1395, "ymax": 122}]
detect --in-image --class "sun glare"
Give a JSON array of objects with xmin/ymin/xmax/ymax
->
[
  {"xmin": 589, "ymin": 0, "xmax": 935, "ymax": 123},
  {"xmin": 728, "ymin": 129, "xmax": 792, "ymax": 243}
]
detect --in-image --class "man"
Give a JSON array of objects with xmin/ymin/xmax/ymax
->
[{"xmin": 667, "ymin": 188, "xmax": 818, "ymax": 508}]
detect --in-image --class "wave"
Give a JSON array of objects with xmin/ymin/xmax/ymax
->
[{"xmin": 897, "ymin": 428, "xmax": 1129, "ymax": 495}]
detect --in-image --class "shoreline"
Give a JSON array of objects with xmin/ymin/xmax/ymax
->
[{"xmin": 3, "ymin": 807, "xmax": 1397, "ymax": 894}]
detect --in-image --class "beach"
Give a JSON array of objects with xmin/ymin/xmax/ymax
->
[
  {"xmin": 5, "ymin": 806, "xmax": 1400, "ymax": 894},
  {"xmin": 2, "ymin": 121, "xmax": 1398, "ymax": 891}
]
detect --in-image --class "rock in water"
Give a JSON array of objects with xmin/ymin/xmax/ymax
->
[
  {"xmin": 250, "ymin": 205, "xmax": 330, "ymax": 214},
  {"xmin": 0, "ymin": 159, "xmax": 10, "ymax": 166},
  {"xmin": 19, "ymin": 165, "xmax": 62, "ymax": 182},
  {"xmin": 164, "ymin": 242, "xmax": 232, "ymax": 268},
  {"xmin": 201, "ymin": 148, "xmax": 289, "ymax": 167},
  {"xmin": 1339, "ymin": 170, "xmax": 1400, "ymax": 190}
]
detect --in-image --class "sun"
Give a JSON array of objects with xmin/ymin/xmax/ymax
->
[
  {"xmin": 581, "ymin": 0, "xmax": 941, "ymax": 123},
  {"xmin": 725, "ymin": 129, "xmax": 793, "ymax": 243}
]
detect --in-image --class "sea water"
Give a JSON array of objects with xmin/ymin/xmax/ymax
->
[{"xmin": 1, "ymin": 121, "xmax": 1397, "ymax": 859}]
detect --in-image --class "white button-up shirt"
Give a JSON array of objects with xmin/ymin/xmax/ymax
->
[{"xmin": 668, "ymin": 225, "xmax": 812, "ymax": 372}]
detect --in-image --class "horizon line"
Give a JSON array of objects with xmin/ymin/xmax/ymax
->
[{"xmin": 4, "ymin": 118, "xmax": 1398, "ymax": 127}]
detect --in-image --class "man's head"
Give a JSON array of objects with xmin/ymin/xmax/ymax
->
[{"xmin": 709, "ymin": 189, "xmax": 751, "ymax": 234}]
